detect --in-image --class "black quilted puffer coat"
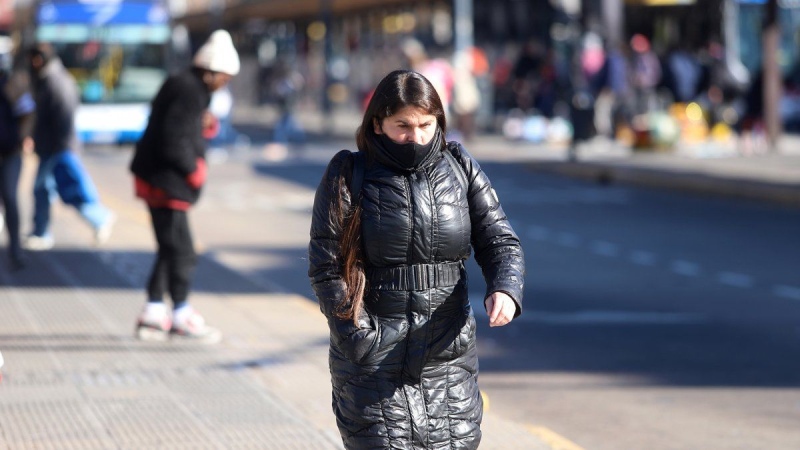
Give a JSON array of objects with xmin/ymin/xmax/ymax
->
[{"xmin": 308, "ymin": 138, "xmax": 525, "ymax": 449}]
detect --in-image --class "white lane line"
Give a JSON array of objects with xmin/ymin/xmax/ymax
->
[
  {"xmin": 590, "ymin": 240, "xmax": 620, "ymax": 257},
  {"xmin": 470, "ymin": 295, "xmax": 708, "ymax": 325},
  {"xmin": 670, "ymin": 260, "xmax": 701, "ymax": 277},
  {"xmin": 527, "ymin": 225, "xmax": 550, "ymax": 241},
  {"xmin": 555, "ymin": 231, "xmax": 581, "ymax": 248},
  {"xmin": 717, "ymin": 272, "xmax": 754, "ymax": 288},
  {"xmin": 522, "ymin": 310, "xmax": 707, "ymax": 325},
  {"xmin": 773, "ymin": 285, "xmax": 800, "ymax": 301},
  {"xmin": 629, "ymin": 250, "xmax": 657, "ymax": 266}
]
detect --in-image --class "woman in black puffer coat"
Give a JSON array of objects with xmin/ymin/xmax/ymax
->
[{"xmin": 308, "ymin": 70, "xmax": 525, "ymax": 449}]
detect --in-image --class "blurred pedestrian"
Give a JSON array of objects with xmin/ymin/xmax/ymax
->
[
  {"xmin": 129, "ymin": 30, "xmax": 240, "ymax": 343},
  {"xmin": 401, "ymin": 38, "xmax": 454, "ymax": 117},
  {"xmin": 664, "ymin": 44, "xmax": 702, "ymax": 103},
  {"xmin": 511, "ymin": 39, "xmax": 545, "ymax": 112},
  {"xmin": 630, "ymin": 34, "xmax": 662, "ymax": 115},
  {"xmin": 451, "ymin": 50, "xmax": 481, "ymax": 141},
  {"xmin": 308, "ymin": 69, "xmax": 526, "ymax": 449},
  {"xmin": 25, "ymin": 43, "xmax": 116, "ymax": 250},
  {"xmin": 0, "ymin": 37, "xmax": 34, "ymax": 269},
  {"xmin": 270, "ymin": 59, "xmax": 305, "ymax": 145},
  {"xmin": 208, "ymin": 84, "xmax": 235, "ymax": 151}
]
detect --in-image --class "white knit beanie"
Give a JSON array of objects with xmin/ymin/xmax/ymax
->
[{"xmin": 193, "ymin": 30, "xmax": 240, "ymax": 76}]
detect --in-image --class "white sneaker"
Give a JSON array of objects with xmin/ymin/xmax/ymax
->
[
  {"xmin": 24, "ymin": 235, "xmax": 54, "ymax": 251},
  {"xmin": 94, "ymin": 213, "xmax": 117, "ymax": 246},
  {"xmin": 170, "ymin": 307, "xmax": 222, "ymax": 344},
  {"xmin": 135, "ymin": 302, "xmax": 172, "ymax": 342}
]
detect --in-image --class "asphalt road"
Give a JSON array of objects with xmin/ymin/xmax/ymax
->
[
  {"xmin": 86, "ymin": 143, "xmax": 800, "ymax": 450},
  {"xmin": 469, "ymin": 160, "xmax": 800, "ymax": 450}
]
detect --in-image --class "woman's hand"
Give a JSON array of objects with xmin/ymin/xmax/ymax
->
[
  {"xmin": 484, "ymin": 291, "xmax": 516, "ymax": 327},
  {"xmin": 22, "ymin": 137, "xmax": 34, "ymax": 154}
]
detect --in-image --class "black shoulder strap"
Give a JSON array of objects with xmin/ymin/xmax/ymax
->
[
  {"xmin": 443, "ymin": 144, "xmax": 468, "ymax": 192},
  {"xmin": 349, "ymin": 151, "xmax": 365, "ymax": 201}
]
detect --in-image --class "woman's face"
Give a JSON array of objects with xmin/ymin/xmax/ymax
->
[
  {"xmin": 374, "ymin": 105, "xmax": 437, "ymax": 145},
  {"xmin": 203, "ymin": 71, "xmax": 233, "ymax": 92}
]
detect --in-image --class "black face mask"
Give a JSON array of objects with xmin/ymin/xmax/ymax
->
[{"xmin": 374, "ymin": 127, "xmax": 441, "ymax": 171}]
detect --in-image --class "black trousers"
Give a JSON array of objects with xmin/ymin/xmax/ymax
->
[
  {"xmin": 147, "ymin": 207, "xmax": 197, "ymax": 305},
  {"xmin": 0, "ymin": 153, "xmax": 22, "ymax": 260}
]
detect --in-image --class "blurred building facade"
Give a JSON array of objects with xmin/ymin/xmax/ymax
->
[{"xmin": 168, "ymin": 0, "xmax": 798, "ymax": 137}]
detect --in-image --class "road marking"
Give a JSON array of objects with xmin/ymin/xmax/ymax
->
[
  {"xmin": 470, "ymin": 297, "xmax": 709, "ymax": 325},
  {"xmin": 527, "ymin": 310, "xmax": 706, "ymax": 325},
  {"xmin": 555, "ymin": 232, "xmax": 581, "ymax": 248},
  {"xmin": 590, "ymin": 240, "xmax": 619, "ymax": 257},
  {"xmin": 521, "ymin": 227, "xmax": 800, "ymax": 305},
  {"xmin": 629, "ymin": 250, "xmax": 657, "ymax": 266},
  {"xmin": 773, "ymin": 285, "xmax": 800, "ymax": 301},
  {"xmin": 717, "ymin": 272, "xmax": 754, "ymax": 288},
  {"xmin": 670, "ymin": 260, "xmax": 701, "ymax": 277},
  {"xmin": 480, "ymin": 391, "xmax": 490, "ymax": 413},
  {"xmin": 527, "ymin": 426, "xmax": 586, "ymax": 450},
  {"xmin": 528, "ymin": 225, "xmax": 550, "ymax": 241}
]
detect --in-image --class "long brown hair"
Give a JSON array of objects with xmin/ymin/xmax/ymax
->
[{"xmin": 335, "ymin": 69, "xmax": 447, "ymax": 323}]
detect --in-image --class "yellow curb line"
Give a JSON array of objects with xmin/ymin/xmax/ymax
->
[{"xmin": 526, "ymin": 425, "xmax": 586, "ymax": 450}]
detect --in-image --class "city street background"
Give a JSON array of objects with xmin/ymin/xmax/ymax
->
[{"xmin": 1, "ymin": 107, "xmax": 799, "ymax": 449}]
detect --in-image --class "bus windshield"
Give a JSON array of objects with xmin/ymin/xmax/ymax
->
[
  {"xmin": 57, "ymin": 41, "xmax": 167, "ymax": 104},
  {"xmin": 34, "ymin": 0, "xmax": 171, "ymax": 105}
]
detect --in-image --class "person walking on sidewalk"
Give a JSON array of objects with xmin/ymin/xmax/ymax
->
[
  {"xmin": 24, "ymin": 43, "xmax": 116, "ymax": 251},
  {"xmin": 308, "ymin": 69, "xmax": 526, "ymax": 449},
  {"xmin": 130, "ymin": 30, "xmax": 240, "ymax": 344},
  {"xmin": 0, "ymin": 37, "xmax": 35, "ymax": 269}
]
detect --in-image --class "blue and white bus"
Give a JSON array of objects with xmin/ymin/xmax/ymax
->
[{"xmin": 33, "ymin": 0, "xmax": 182, "ymax": 144}]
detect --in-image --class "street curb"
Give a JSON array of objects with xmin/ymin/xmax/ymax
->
[{"xmin": 527, "ymin": 161, "xmax": 800, "ymax": 208}]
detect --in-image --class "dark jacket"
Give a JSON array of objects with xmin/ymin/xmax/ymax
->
[
  {"xmin": 308, "ymin": 141, "xmax": 525, "ymax": 449},
  {"xmin": 31, "ymin": 58, "xmax": 79, "ymax": 156},
  {"xmin": 130, "ymin": 70, "xmax": 210, "ymax": 204},
  {"xmin": 0, "ymin": 69, "xmax": 35, "ymax": 157}
]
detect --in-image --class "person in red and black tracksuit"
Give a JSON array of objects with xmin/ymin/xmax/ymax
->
[{"xmin": 129, "ymin": 30, "xmax": 239, "ymax": 343}]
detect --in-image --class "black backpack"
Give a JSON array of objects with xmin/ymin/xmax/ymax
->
[{"xmin": 0, "ymin": 89, "xmax": 19, "ymax": 156}]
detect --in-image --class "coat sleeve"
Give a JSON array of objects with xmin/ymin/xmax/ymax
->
[
  {"xmin": 308, "ymin": 150, "xmax": 380, "ymax": 363},
  {"xmin": 452, "ymin": 142, "xmax": 526, "ymax": 317}
]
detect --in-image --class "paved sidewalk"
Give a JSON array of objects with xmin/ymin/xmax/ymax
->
[
  {"xmin": 233, "ymin": 104, "xmax": 800, "ymax": 208},
  {"xmin": 0, "ymin": 150, "xmax": 554, "ymax": 449}
]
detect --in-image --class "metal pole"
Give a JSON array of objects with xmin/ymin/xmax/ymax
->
[
  {"xmin": 601, "ymin": 0, "xmax": 623, "ymax": 47},
  {"xmin": 321, "ymin": 0, "xmax": 333, "ymax": 133},
  {"xmin": 763, "ymin": 0, "xmax": 782, "ymax": 151},
  {"xmin": 453, "ymin": 0, "xmax": 474, "ymax": 55}
]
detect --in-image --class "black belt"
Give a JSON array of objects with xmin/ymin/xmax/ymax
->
[{"xmin": 366, "ymin": 261, "xmax": 463, "ymax": 291}]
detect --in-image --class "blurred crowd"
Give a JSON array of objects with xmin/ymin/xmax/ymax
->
[
  {"xmin": 493, "ymin": 32, "xmax": 756, "ymax": 148},
  {"xmin": 248, "ymin": 30, "xmax": 786, "ymax": 152}
]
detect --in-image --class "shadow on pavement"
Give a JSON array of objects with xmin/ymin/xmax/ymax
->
[
  {"xmin": 206, "ymin": 245, "xmax": 315, "ymax": 298},
  {"xmin": 1, "ymin": 249, "xmax": 269, "ymax": 295},
  {"xmin": 251, "ymin": 159, "xmax": 329, "ymax": 191}
]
